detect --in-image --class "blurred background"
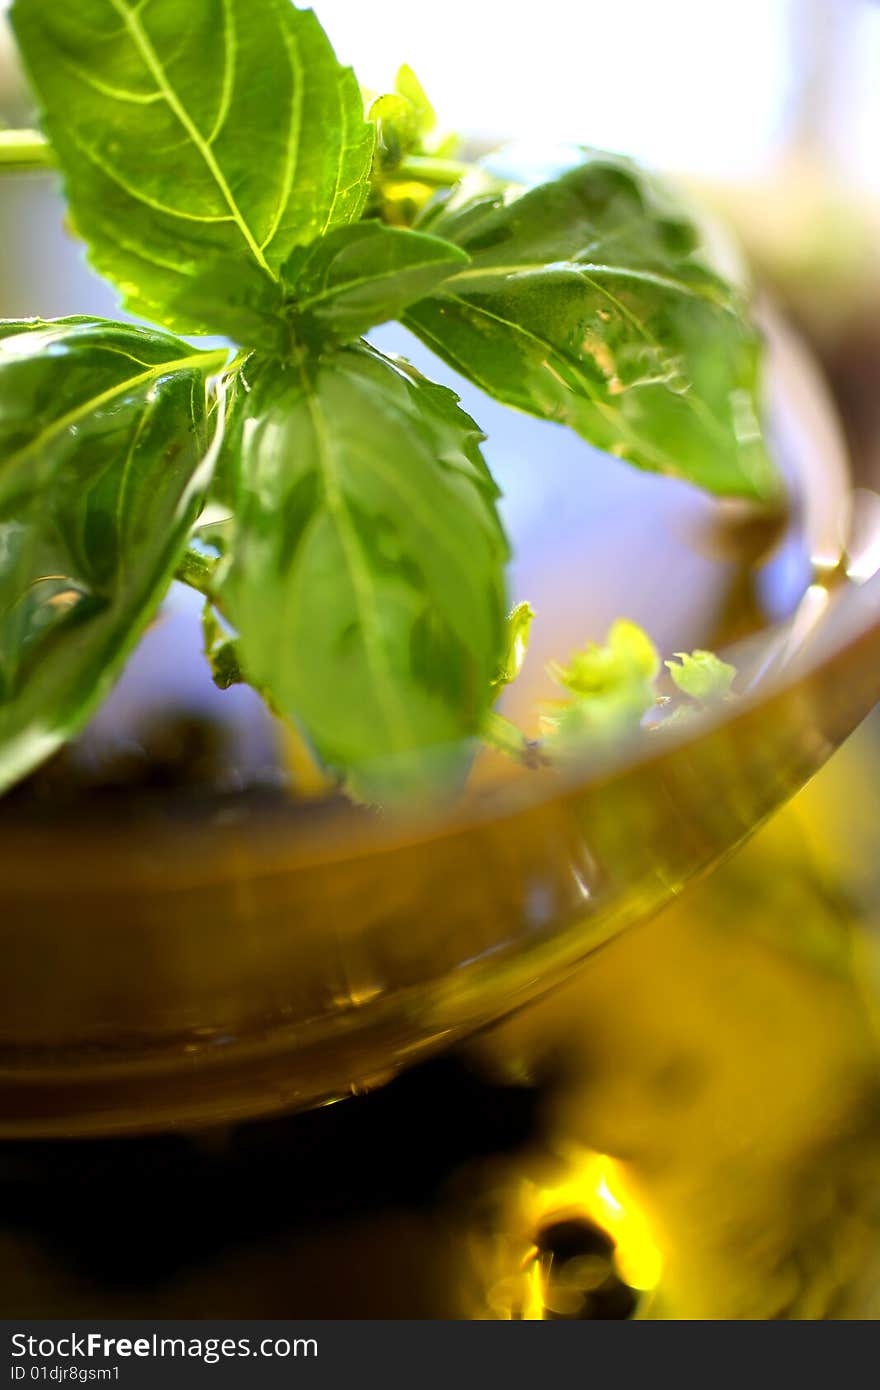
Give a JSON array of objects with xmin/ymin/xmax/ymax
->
[{"xmin": 3, "ymin": 0, "xmax": 880, "ymax": 1320}]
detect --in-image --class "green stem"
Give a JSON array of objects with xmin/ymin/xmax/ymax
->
[
  {"xmin": 482, "ymin": 711, "xmax": 549, "ymax": 770},
  {"xmin": 1, "ymin": 129, "xmax": 470, "ymax": 188},
  {"xmin": 482, "ymin": 710, "xmax": 530, "ymax": 760},
  {"xmin": 395, "ymin": 154, "xmax": 471, "ymax": 186},
  {"xmin": 175, "ymin": 548, "xmax": 218, "ymax": 598},
  {"xmin": 0, "ymin": 130, "xmax": 54, "ymax": 172}
]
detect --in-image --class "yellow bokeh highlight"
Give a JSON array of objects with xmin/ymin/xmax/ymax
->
[{"xmin": 530, "ymin": 1148, "xmax": 663, "ymax": 1306}]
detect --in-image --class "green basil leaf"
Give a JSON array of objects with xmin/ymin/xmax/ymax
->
[
  {"xmin": 283, "ymin": 223, "xmax": 469, "ymax": 345},
  {"xmin": 12, "ymin": 0, "xmax": 375, "ymax": 334},
  {"xmin": 394, "ymin": 66, "xmax": 436, "ymax": 142},
  {"xmin": 665, "ymin": 648, "xmax": 736, "ymax": 704},
  {"xmin": 543, "ymin": 619, "xmax": 661, "ymax": 751},
  {"xmin": 170, "ymin": 256, "xmax": 289, "ymax": 356},
  {"xmin": 166, "ymin": 224, "xmax": 468, "ymax": 353},
  {"xmin": 405, "ymin": 154, "xmax": 778, "ymax": 500},
  {"xmin": 219, "ymin": 345, "xmax": 508, "ymax": 800},
  {"xmin": 0, "ymin": 317, "xmax": 227, "ymax": 792},
  {"xmin": 369, "ymin": 64, "xmax": 436, "ymax": 172}
]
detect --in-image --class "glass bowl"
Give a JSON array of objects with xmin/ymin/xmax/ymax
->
[{"xmin": 1, "ymin": 310, "xmax": 877, "ymax": 1139}]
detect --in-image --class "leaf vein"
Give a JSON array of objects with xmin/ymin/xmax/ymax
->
[
  {"xmin": 207, "ymin": 0, "xmax": 237, "ymax": 146},
  {"xmin": 298, "ymin": 360, "xmax": 415, "ymax": 754},
  {"xmin": 259, "ymin": 3, "xmax": 303, "ymax": 254},
  {"xmin": 68, "ymin": 128, "xmax": 236, "ymax": 224},
  {"xmin": 2, "ymin": 350, "xmax": 227, "ymax": 476},
  {"xmin": 108, "ymin": 0, "xmax": 276, "ymax": 277}
]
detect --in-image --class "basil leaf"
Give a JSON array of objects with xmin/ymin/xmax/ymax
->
[
  {"xmin": 168, "ymin": 224, "xmax": 469, "ymax": 354},
  {"xmin": 12, "ymin": 0, "xmax": 374, "ymax": 334},
  {"xmin": 543, "ymin": 619, "xmax": 661, "ymax": 752},
  {"xmin": 283, "ymin": 223, "xmax": 469, "ymax": 344},
  {"xmin": 394, "ymin": 66, "xmax": 436, "ymax": 143},
  {"xmin": 666, "ymin": 649, "xmax": 736, "ymax": 704},
  {"xmin": 219, "ymin": 345, "xmax": 508, "ymax": 800},
  {"xmin": 0, "ymin": 317, "xmax": 226, "ymax": 792},
  {"xmin": 170, "ymin": 257, "xmax": 288, "ymax": 356},
  {"xmin": 369, "ymin": 64, "xmax": 437, "ymax": 172},
  {"xmin": 406, "ymin": 154, "xmax": 777, "ymax": 500}
]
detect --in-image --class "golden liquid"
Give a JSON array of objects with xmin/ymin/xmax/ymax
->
[
  {"xmin": 7, "ymin": 730, "xmax": 876, "ymax": 1323},
  {"xmin": 466, "ymin": 712, "xmax": 880, "ymax": 1319}
]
